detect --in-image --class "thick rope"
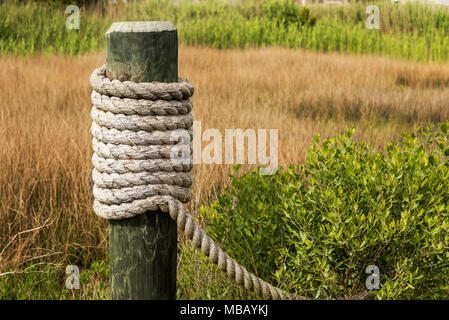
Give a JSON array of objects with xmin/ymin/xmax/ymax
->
[{"xmin": 90, "ymin": 66, "xmax": 303, "ymax": 300}]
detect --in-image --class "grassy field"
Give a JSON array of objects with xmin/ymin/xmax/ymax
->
[
  {"xmin": 1, "ymin": 44, "xmax": 449, "ymax": 298},
  {"xmin": 2, "ymin": 0, "xmax": 449, "ymax": 61}
]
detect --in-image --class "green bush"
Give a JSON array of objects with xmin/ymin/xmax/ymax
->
[
  {"xmin": 202, "ymin": 123, "xmax": 449, "ymax": 299},
  {"xmin": 263, "ymin": 0, "xmax": 316, "ymax": 29}
]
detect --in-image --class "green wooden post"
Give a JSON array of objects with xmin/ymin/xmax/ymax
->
[{"xmin": 106, "ymin": 21, "xmax": 178, "ymax": 300}]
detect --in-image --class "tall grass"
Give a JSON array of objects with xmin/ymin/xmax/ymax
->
[
  {"xmin": 2, "ymin": 0, "xmax": 449, "ymax": 61},
  {"xmin": 1, "ymin": 47, "xmax": 449, "ymax": 298}
]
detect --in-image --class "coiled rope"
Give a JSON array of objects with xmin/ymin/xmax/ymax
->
[{"xmin": 90, "ymin": 65, "xmax": 303, "ymax": 300}]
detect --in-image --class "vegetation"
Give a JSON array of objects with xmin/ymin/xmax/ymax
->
[
  {"xmin": 2, "ymin": 0, "xmax": 449, "ymax": 61},
  {"xmin": 203, "ymin": 124, "xmax": 449, "ymax": 299},
  {"xmin": 1, "ymin": 47, "xmax": 448, "ymax": 299},
  {"xmin": 1, "ymin": 0, "xmax": 449, "ymax": 300},
  {"xmin": 0, "ymin": 261, "xmax": 109, "ymax": 299},
  {"xmin": 0, "ymin": 247, "xmax": 254, "ymax": 299}
]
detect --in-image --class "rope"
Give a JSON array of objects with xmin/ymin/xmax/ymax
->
[{"xmin": 90, "ymin": 65, "xmax": 303, "ymax": 300}]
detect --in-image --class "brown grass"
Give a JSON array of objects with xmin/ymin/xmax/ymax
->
[{"xmin": 1, "ymin": 46, "xmax": 449, "ymax": 296}]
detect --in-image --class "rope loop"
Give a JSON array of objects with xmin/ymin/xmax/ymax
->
[{"xmin": 90, "ymin": 66, "xmax": 194, "ymax": 100}]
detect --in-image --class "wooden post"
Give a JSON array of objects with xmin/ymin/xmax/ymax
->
[{"xmin": 106, "ymin": 21, "xmax": 178, "ymax": 300}]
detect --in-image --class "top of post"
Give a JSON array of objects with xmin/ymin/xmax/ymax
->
[
  {"xmin": 106, "ymin": 21, "xmax": 176, "ymax": 35},
  {"xmin": 105, "ymin": 21, "xmax": 178, "ymax": 83}
]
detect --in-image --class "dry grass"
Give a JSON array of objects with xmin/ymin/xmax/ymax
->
[{"xmin": 1, "ymin": 46, "xmax": 449, "ymax": 297}]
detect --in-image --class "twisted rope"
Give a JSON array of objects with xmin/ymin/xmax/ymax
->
[{"xmin": 90, "ymin": 65, "xmax": 301, "ymax": 300}]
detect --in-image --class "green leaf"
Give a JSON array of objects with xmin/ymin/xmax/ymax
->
[{"xmin": 304, "ymin": 239, "xmax": 313, "ymax": 249}]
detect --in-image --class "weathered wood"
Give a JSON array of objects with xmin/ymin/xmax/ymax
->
[
  {"xmin": 106, "ymin": 21, "xmax": 178, "ymax": 300},
  {"xmin": 106, "ymin": 21, "xmax": 178, "ymax": 83}
]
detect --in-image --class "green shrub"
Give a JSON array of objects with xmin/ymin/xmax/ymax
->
[
  {"xmin": 202, "ymin": 123, "xmax": 449, "ymax": 299},
  {"xmin": 263, "ymin": 0, "xmax": 316, "ymax": 29}
]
